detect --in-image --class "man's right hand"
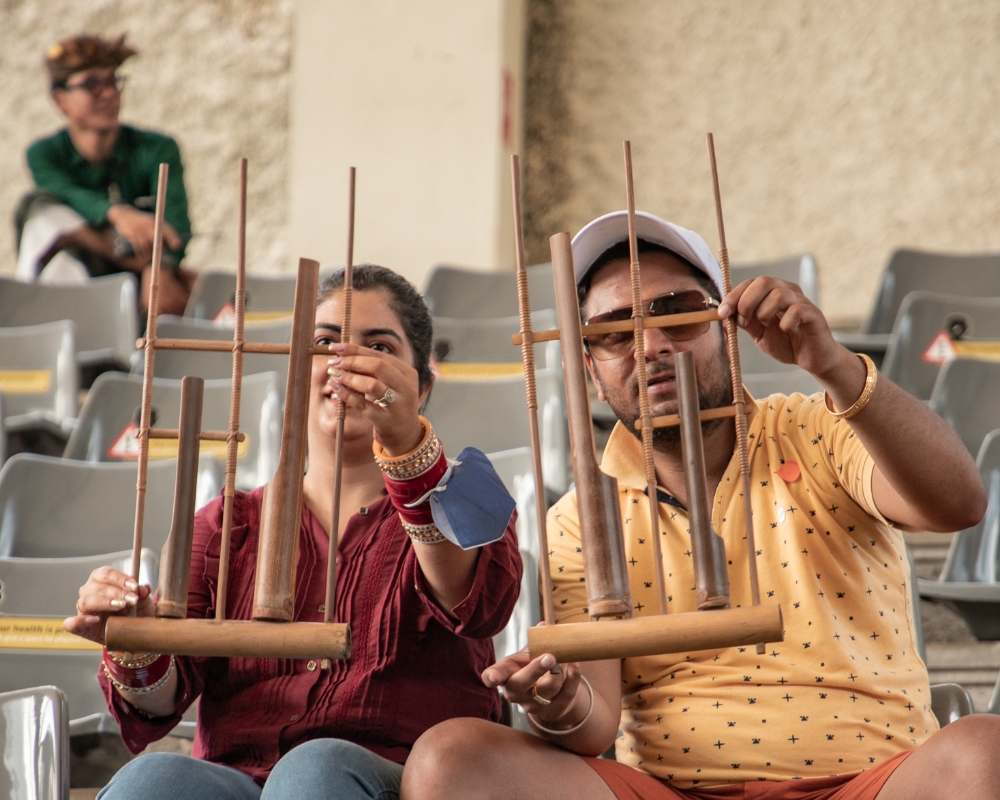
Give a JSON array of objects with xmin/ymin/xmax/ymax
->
[
  {"xmin": 63, "ymin": 565, "xmax": 155, "ymax": 646},
  {"xmin": 107, "ymin": 204, "xmax": 182, "ymax": 261}
]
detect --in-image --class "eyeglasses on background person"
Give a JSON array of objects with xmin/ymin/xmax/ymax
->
[{"xmin": 57, "ymin": 74, "xmax": 127, "ymax": 97}]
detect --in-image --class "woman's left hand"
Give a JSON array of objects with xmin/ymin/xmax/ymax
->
[{"xmin": 325, "ymin": 341, "xmax": 425, "ymax": 455}]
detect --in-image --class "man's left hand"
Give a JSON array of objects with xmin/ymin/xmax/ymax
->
[{"xmin": 718, "ymin": 277, "xmax": 843, "ymax": 380}]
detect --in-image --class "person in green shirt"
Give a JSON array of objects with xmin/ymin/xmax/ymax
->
[{"xmin": 15, "ymin": 33, "xmax": 193, "ymax": 314}]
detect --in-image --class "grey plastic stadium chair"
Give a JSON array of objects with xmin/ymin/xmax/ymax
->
[
  {"xmin": 834, "ymin": 249, "xmax": 1000, "ymax": 362},
  {"xmin": 731, "ymin": 253, "xmax": 819, "ymax": 304},
  {"xmin": 0, "ymin": 274, "xmax": 138, "ymax": 373},
  {"xmin": 928, "ymin": 359, "xmax": 1000, "ymax": 458},
  {"xmin": 0, "ymin": 455, "xmax": 175, "ymax": 559},
  {"xmin": 0, "ymin": 550, "xmax": 156, "ymax": 736},
  {"xmin": 423, "ymin": 263, "xmax": 555, "ymax": 318},
  {"xmin": 743, "ymin": 370, "xmax": 823, "ymax": 399},
  {"xmin": 184, "ymin": 268, "xmax": 337, "ymax": 322},
  {"xmin": 918, "ymin": 430, "xmax": 1000, "ymax": 639},
  {"xmin": 882, "ymin": 292, "xmax": 1000, "ymax": 401},
  {"xmin": 0, "ymin": 686, "xmax": 69, "ymax": 800},
  {"xmin": 0, "ymin": 321, "xmax": 78, "ymax": 450},
  {"xmin": 134, "ymin": 314, "xmax": 292, "ymax": 382},
  {"xmin": 425, "ymin": 367, "xmax": 569, "ymax": 494},
  {"xmin": 64, "ymin": 371, "xmax": 282, "ymax": 504},
  {"xmin": 432, "ymin": 310, "xmax": 560, "ymax": 371}
]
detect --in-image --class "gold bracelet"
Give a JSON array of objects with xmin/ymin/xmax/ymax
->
[
  {"xmin": 374, "ymin": 417, "xmax": 443, "ymax": 481},
  {"xmin": 401, "ymin": 518, "xmax": 447, "ymax": 544},
  {"xmin": 527, "ymin": 675, "xmax": 595, "ymax": 736},
  {"xmin": 824, "ymin": 353, "xmax": 878, "ymax": 420},
  {"xmin": 105, "ymin": 650, "xmax": 161, "ymax": 670}
]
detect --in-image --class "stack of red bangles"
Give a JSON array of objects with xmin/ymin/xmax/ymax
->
[{"xmin": 102, "ymin": 649, "xmax": 175, "ymax": 694}]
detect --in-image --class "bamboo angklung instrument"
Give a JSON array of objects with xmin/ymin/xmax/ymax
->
[
  {"xmin": 325, "ymin": 167, "xmax": 356, "ymax": 630},
  {"xmin": 105, "ymin": 160, "xmax": 351, "ymax": 660},
  {"xmin": 510, "ymin": 155, "xmax": 556, "ymax": 627},
  {"xmin": 522, "ymin": 142, "xmax": 783, "ymax": 664},
  {"xmin": 706, "ymin": 132, "xmax": 765, "ymax": 654},
  {"xmin": 623, "ymin": 141, "xmax": 669, "ymax": 615}
]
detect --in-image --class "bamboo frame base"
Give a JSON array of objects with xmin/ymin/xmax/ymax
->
[
  {"xmin": 527, "ymin": 604, "xmax": 782, "ymax": 663},
  {"xmin": 106, "ymin": 617, "xmax": 351, "ymax": 660}
]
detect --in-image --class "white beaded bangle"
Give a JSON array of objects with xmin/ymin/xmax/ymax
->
[{"xmin": 527, "ymin": 675, "xmax": 594, "ymax": 736}]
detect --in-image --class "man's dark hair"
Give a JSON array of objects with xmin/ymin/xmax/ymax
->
[
  {"xmin": 317, "ymin": 264, "xmax": 434, "ymax": 390},
  {"xmin": 577, "ymin": 239, "xmax": 720, "ymax": 320}
]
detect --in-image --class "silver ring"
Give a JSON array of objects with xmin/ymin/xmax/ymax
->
[
  {"xmin": 373, "ymin": 388, "xmax": 397, "ymax": 409},
  {"xmin": 76, "ymin": 599, "xmax": 85, "ymax": 615},
  {"xmin": 531, "ymin": 688, "xmax": 552, "ymax": 706}
]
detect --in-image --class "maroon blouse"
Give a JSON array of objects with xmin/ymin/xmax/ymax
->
[{"xmin": 99, "ymin": 487, "xmax": 521, "ymax": 784}]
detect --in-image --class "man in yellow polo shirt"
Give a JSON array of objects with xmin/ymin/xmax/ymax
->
[{"xmin": 401, "ymin": 211, "xmax": 997, "ymax": 800}]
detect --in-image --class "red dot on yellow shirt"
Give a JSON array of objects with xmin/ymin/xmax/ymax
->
[{"xmin": 776, "ymin": 461, "xmax": 801, "ymax": 483}]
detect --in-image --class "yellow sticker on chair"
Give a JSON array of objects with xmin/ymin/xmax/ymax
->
[
  {"xmin": 0, "ymin": 618, "xmax": 102, "ymax": 651},
  {"xmin": 107, "ymin": 423, "xmax": 250, "ymax": 460},
  {"xmin": 435, "ymin": 363, "xmax": 525, "ymax": 380},
  {"xmin": 0, "ymin": 370, "xmax": 51, "ymax": 394}
]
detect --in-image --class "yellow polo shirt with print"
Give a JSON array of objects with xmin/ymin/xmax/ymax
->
[{"xmin": 547, "ymin": 391, "xmax": 936, "ymax": 788}]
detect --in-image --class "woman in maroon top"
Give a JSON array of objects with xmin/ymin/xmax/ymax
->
[{"xmin": 65, "ymin": 265, "xmax": 522, "ymax": 800}]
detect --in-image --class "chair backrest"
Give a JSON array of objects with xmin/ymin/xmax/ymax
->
[
  {"xmin": 731, "ymin": 253, "xmax": 819, "ymax": 304},
  {"xmin": 0, "ymin": 686, "xmax": 69, "ymax": 800},
  {"xmin": 423, "ymin": 263, "xmax": 555, "ymax": 318},
  {"xmin": 0, "ymin": 550, "xmax": 157, "ymax": 738},
  {"xmin": 929, "ymin": 358, "xmax": 1000, "ymax": 458},
  {"xmin": 425, "ymin": 368, "xmax": 568, "ymax": 493},
  {"xmin": 137, "ymin": 315, "xmax": 292, "ymax": 382},
  {"xmin": 0, "ymin": 274, "xmax": 138, "ymax": 370},
  {"xmin": 743, "ymin": 369, "xmax": 822, "ymax": 399},
  {"xmin": 882, "ymin": 292, "xmax": 1000, "ymax": 400},
  {"xmin": 64, "ymin": 371, "xmax": 282, "ymax": 499},
  {"xmin": 0, "ymin": 321, "xmax": 77, "ymax": 426},
  {"xmin": 0, "ymin": 456, "xmax": 175, "ymax": 558},
  {"xmin": 185, "ymin": 270, "xmax": 295, "ymax": 321},
  {"xmin": 0, "ymin": 549, "xmax": 158, "ymax": 617},
  {"xmin": 863, "ymin": 249, "xmax": 1000, "ymax": 335},
  {"xmin": 937, "ymin": 430, "xmax": 1000, "ymax": 584},
  {"xmin": 432, "ymin": 310, "xmax": 560, "ymax": 372}
]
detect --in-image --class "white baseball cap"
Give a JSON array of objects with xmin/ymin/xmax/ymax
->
[{"xmin": 571, "ymin": 210, "xmax": 725, "ymax": 298}]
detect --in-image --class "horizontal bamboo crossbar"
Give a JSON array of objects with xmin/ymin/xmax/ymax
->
[
  {"xmin": 149, "ymin": 428, "xmax": 246, "ymax": 442},
  {"xmin": 135, "ymin": 339, "xmax": 339, "ymax": 357},
  {"xmin": 634, "ymin": 404, "xmax": 749, "ymax": 430},
  {"xmin": 527, "ymin": 603, "xmax": 783, "ymax": 663},
  {"xmin": 511, "ymin": 309, "xmax": 720, "ymax": 346},
  {"xmin": 105, "ymin": 617, "xmax": 351, "ymax": 660}
]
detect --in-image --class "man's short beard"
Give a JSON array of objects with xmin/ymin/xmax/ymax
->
[{"xmin": 597, "ymin": 335, "xmax": 734, "ymax": 454}]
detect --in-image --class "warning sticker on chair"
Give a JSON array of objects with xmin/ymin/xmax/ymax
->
[
  {"xmin": 107, "ymin": 423, "xmax": 249, "ymax": 460},
  {"xmin": 0, "ymin": 369, "xmax": 51, "ymax": 394},
  {"xmin": 0, "ymin": 618, "xmax": 101, "ymax": 651},
  {"xmin": 922, "ymin": 331, "xmax": 1000, "ymax": 365}
]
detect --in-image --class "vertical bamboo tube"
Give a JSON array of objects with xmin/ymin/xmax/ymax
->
[
  {"xmin": 550, "ymin": 232, "xmax": 631, "ymax": 620},
  {"xmin": 157, "ymin": 376, "xmax": 204, "ymax": 619},
  {"xmin": 130, "ymin": 163, "xmax": 170, "ymax": 593},
  {"xmin": 325, "ymin": 167, "xmax": 356, "ymax": 626},
  {"xmin": 623, "ymin": 141, "xmax": 669, "ymax": 615},
  {"xmin": 253, "ymin": 258, "xmax": 320, "ymax": 621},
  {"xmin": 675, "ymin": 352, "xmax": 730, "ymax": 610},
  {"xmin": 706, "ymin": 133, "xmax": 764, "ymax": 652},
  {"xmin": 510, "ymin": 155, "xmax": 556, "ymax": 626},
  {"xmin": 216, "ymin": 157, "xmax": 249, "ymax": 620}
]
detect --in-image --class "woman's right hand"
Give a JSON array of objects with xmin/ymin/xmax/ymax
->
[
  {"xmin": 482, "ymin": 646, "xmax": 585, "ymax": 729},
  {"xmin": 63, "ymin": 566, "xmax": 155, "ymax": 646}
]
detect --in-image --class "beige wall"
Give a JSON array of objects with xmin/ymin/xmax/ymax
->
[
  {"xmin": 0, "ymin": 0, "xmax": 292, "ymax": 278},
  {"xmin": 520, "ymin": 0, "xmax": 1000, "ymax": 326},
  {"xmin": 288, "ymin": 0, "xmax": 526, "ymax": 288}
]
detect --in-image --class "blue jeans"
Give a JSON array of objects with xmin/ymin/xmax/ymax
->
[{"xmin": 97, "ymin": 739, "xmax": 403, "ymax": 800}]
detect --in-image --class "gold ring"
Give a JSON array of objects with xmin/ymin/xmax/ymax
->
[{"xmin": 531, "ymin": 688, "xmax": 552, "ymax": 706}]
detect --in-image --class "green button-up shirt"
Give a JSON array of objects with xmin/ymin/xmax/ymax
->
[{"xmin": 26, "ymin": 124, "xmax": 191, "ymax": 261}]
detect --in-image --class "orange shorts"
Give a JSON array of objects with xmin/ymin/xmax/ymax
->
[{"xmin": 584, "ymin": 751, "xmax": 912, "ymax": 800}]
